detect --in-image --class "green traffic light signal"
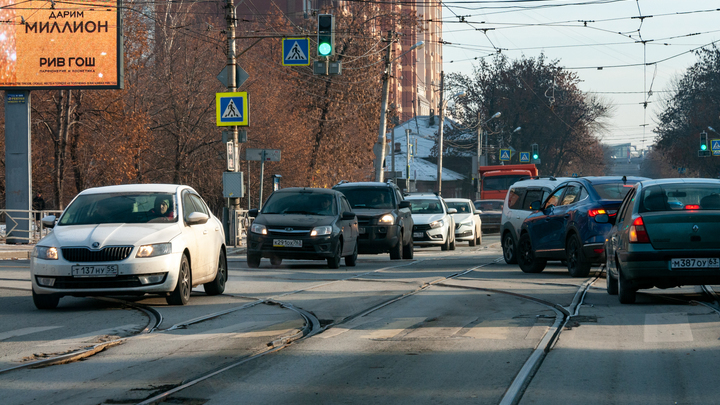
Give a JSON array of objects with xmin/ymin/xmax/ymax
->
[
  {"xmin": 318, "ymin": 42, "xmax": 332, "ymax": 56},
  {"xmin": 533, "ymin": 154, "xmax": 539, "ymax": 160},
  {"xmin": 317, "ymin": 14, "xmax": 334, "ymax": 57},
  {"xmin": 701, "ymin": 144, "xmax": 708, "ymax": 151}
]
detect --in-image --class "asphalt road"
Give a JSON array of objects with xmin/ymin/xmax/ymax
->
[{"xmin": 2, "ymin": 236, "xmax": 720, "ymax": 405}]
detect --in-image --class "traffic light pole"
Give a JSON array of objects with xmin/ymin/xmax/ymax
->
[{"xmin": 374, "ymin": 31, "xmax": 393, "ymax": 183}]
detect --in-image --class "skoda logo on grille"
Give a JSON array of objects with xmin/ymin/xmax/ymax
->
[
  {"xmin": 693, "ymin": 225, "xmax": 699, "ymax": 233},
  {"xmin": 285, "ymin": 227, "xmax": 294, "ymax": 232},
  {"xmin": 92, "ymin": 242, "xmax": 100, "ymax": 248}
]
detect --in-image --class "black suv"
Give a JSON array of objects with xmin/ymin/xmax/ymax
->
[{"xmin": 333, "ymin": 181, "xmax": 414, "ymax": 259}]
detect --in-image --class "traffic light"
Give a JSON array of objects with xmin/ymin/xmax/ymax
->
[
  {"xmin": 532, "ymin": 144, "xmax": 539, "ymax": 160},
  {"xmin": 317, "ymin": 14, "xmax": 335, "ymax": 57},
  {"xmin": 700, "ymin": 131, "xmax": 708, "ymax": 151}
]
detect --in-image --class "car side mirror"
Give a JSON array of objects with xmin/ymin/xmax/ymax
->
[
  {"xmin": 448, "ymin": 208, "xmax": 457, "ymax": 214},
  {"xmin": 248, "ymin": 209, "xmax": 259, "ymax": 218},
  {"xmin": 594, "ymin": 213, "xmax": 609, "ymax": 224},
  {"xmin": 342, "ymin": 211, "xmax": 356, "ymax": 220},
  {"xmin": 399, "ymin": 201, "xmax": 411, "ymax": 209},
  {"xmin": 41, "ymin": 215, "xmax": 56, "ymax": 229},
  {"xmin": 187, "ymin": 212, "xmax": 209, "ymax": 225},
  {"xmin": 529, "ymin": 200, "xmax": 542, "ymax": 210}
]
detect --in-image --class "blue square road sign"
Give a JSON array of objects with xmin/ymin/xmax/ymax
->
[
  {"xmin": 216, "ymin": 92, "xmax": 249, "ymax": 127},
  {"xmin": 282, "ymin": 38, "xmax": 310, "ymax": 66}
]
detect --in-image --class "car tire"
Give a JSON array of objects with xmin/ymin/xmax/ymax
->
[
  {"xmin": 32, "ymin": 289, "xmax": 60, "ymax": 310},
  {"xmin": 204, "ymin": 250, "xmax": 227, "ymax": 296},
  {"xmin": 469, "ymin": 231, "xmax": 476, "ymax": 247},
  {"xmin": 247, "ymin": 253, "xmax": 261, "ymax": 268},
  {"xmin": 502, "ymin": 232, "xmax": 517, "ymax": 264},
  {"xmin": 390, "ymin": 238, "xmax": 403, "ymax": 260},
  {"xmin": 476, "ymin": 230, "xmax": 482, "ymax": 246},
  {"xmin": 618, "ymin": 265, "xmax": 636, "ymax": 304},
  {"xmin": 441, "ymin": 232, "xmax": 450, "ymax": 251},
  {"xmin": 566, "ymin": 234, "xmax": 591, "ymax": 277},
  {"xmin": 270, "ymin": 256, "xmax": 282, "ymax": 266},
  {"xmin": 517, "ymin": 233, "xmax": 546, "ymax": 273},
  {"xmin": 449, "ymin": 234, "xmax": 456, "ymax": 250},
  {"xmin": 345, "ymin": 242, "xmax": 358, "ymax": 267},
  {"xmin": 328, "ymin": 241, "xmax": 342, "ymax": 269},
  {"xmin": 167, "ymin": 255, "xmax": 191, "ymax": 306},
  {"xmin": 606, "ymin": 256, "xmax": 618, "ymax": 296},
  {"xmin": 402, "ymin": 236, "xmax": 414, "ymax": 259}
]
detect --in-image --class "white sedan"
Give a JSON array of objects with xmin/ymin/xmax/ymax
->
[
  {"xmin": 445, "ymin": 198, "xmax": 482, "ymax": 246},
  {"xmin": 30, "ymin": 184, "xmax": 227, "ymax": 309},
  {"xmin": 405, "ymin": 194, "xmax": 457, "ymax": 251}
]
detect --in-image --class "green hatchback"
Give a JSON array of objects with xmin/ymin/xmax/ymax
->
[{"xmin": 605, "ymin": 178, "xmax": 720, "ymax": 304}]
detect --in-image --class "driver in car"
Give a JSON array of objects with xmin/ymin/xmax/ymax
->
[{"xmin": 151, "ymin": 198, "xmax": 174, "ymax": 221}]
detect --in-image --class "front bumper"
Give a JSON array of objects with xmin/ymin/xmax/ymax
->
[
  {"xmin": 31, "ymin": 251, "xmax": 181, "ymax": 297},
  {"xmin": 356, "ymin": 224, "xmax": 401, "ymax": 254},
  {"xmin": 454, "ymin": 224, "xmax": 474, "ymax": 240},
  {"xmin": 412, "ymin": 225, "xmax": 447, "ymax": 246},
  {"xmin": 248, "ymin": 233, "xmax": 340, "ymax": 260}
]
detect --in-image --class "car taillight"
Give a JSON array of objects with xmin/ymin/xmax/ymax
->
[
  {"xmin": 629, "ymin": 216, "xmax": 650, "ymax": 243},
  {"xmin": 685, "ymin": 204, "xmax": 700, "ymax": 210},
  {"xmin": 588, "ymin": 208, "xmax": 607, "ymax": 217}
]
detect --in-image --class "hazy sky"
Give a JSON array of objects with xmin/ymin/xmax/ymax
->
[{"xmin": 440, "ymin": 0, "xmax": 720, "ymax": 150}]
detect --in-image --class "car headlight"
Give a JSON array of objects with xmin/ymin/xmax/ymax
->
[
  {"xmin": 461, "ymin": 220, "xmax": 474, "ymax": 226},
  {"xmin": 251, "ymin": 223, "xmax": 267, "ymax": 235},
  {"xmin": 311, "ymin": 225, "xmax": 332, "ymax": 236},
  {"xmin": 429, "ymin": 219, "xmax": 445, "ymax": 229},
  {"xmin": 34, "ymin": 246, "xmax": 58, "ymax": 260},
  {"xmin": 378, "ymin": 214, "xmax": 394, "ymax": 225},
  {"xmin": 136, "ymin": 243, "xmax": 172, "ymax": 258}
]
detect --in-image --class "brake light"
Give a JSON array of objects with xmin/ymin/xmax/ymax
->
[
  {"xmin": 685, "ymin": 204, "xmax": 700, "ymax": 210},
  {"xmin": 588, "ymin": 208, "xmax": 607, "ymax": 217},
  {"xmin": 629, "ymin": 216, "xmax": 650, "ymax": 243}
]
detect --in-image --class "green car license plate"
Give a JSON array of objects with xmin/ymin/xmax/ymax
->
[{"xmin": 671, "ymin": 258, "xmax": 720, "ymax": 269}]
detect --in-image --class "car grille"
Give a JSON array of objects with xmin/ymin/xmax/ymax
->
[
  {"xmin": 51, "ymin": 275, "xmax": 143, "ymax": 289},
  {"xmin": 267, "ymin": 227, "xmax": 313, "ymax": 236},
  {"xmin": 413, "ymin": 224, "xmax": 432, "ymax": 231},
  {"xmin": 61, "ymin": 246, "xmax": 133, "ymax": 262},
  {"xmin": 356, "ymin": 216, "xmax": 372, "ymax": 226}
]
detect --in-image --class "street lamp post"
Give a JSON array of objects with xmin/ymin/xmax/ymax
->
[
  {"xmin": 374, "ymin": 39, "xmax": 425, "ymax": 182},
  {"xmin": 436, "ymin": 87, "xmax": 465, "ymax": 195}
]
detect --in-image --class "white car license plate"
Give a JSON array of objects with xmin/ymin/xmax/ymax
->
[
  {"xmin": 358, "ymin": 227, "xmax": 366, "ymax": 234},
  {"xmin": 413, "ymin": 232, "xmax": 424, "ymax": 238},
  {"xmin": 671, "ymin": 258, "xmax": 720, "ymax": 269},
  {"xmin": 273, "ymin": 239, "xmax": 302, "ymax": 248},
  {"xmin": 72, "ymin": 265, "xmax": 118, "ymax": 277}
]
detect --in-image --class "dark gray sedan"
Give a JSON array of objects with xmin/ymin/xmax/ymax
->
[
  {"xmin": 605, "ymin": 178, "xmax": 720, "ymax": 304},
  {"xmin": 474, "ymin": 199, "xmax": 504, "ymax": 234}
]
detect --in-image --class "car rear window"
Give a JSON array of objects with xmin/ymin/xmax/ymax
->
[
  {"xmin": 639, "ymin": 184, "xmax": 720, "ymax": 212},
  {"xmin": 336, "ymin": 188, "xmax": 394, "ymax": 209},
  {"xmin": 592, "ymin": 182, "xmax": 636, "ymax": 200},
  {"xmin": 475, "ymin": 200, "xmax": 504, "ymax": 211}
]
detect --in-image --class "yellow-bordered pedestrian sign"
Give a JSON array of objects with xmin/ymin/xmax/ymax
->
[
  {"xmin": 712, "ymin": 139, "xmax": 720, "ymax": 156},
  {"xmin": 519, "ymin": 152, "xmax": 530, "ymax": 163},
  {"xmin": 499, "ymin": 149, "xmax": 511, "ymax": 162},
  {"xmin": 282, "ymin": 38, "xmax": 310, "ymax": 66},
  {"xmin": 216, "ymin": 92, "xmax": 249, "ymax": 127}
]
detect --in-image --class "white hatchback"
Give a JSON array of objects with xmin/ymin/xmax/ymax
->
[
  {"xmin": 405, "ymin": 194, "xmax": 457, "ymax": 250},
  {"xmin": 445, "ymin": 198, "xmax": 482, "ymax": 246},
  {"xmin": 31, "ymin": 184, "xmax": 227, "ymax": 309}
]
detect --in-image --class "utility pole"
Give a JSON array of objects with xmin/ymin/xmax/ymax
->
[
  {"xmin": 475, "ymin": 111, "xmax": 482, "ymax": 200},
  {"xmin": 436, "ymin": 71, "xmax": 445, "ymax": 195},
  {"xmin": 406, "ymin": 128, "xmax": 411, "ymax": 193},
  {"xmin": 225, "ymin": 0, "xmax": 241, "ymax": 244},
  {"xmin": 374, "ymin": 31, "xmax": 393, "ymax": 183},
  {"xmin": 391, "ymin": 124, "xmax": 396, "ymax": 184}
]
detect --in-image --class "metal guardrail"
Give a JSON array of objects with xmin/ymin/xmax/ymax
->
[{"xmin": 0, "ymin": 209, "xmax": 64, "ymax": 244}]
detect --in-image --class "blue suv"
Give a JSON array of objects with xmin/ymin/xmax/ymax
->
[{"xmin": 516, "ymin": 176, "xmax": 648, "ymax": 277}]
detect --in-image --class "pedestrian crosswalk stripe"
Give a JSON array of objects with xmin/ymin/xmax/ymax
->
[{"xmin": 221, "ymin": 99, "xmax": 242, "ymax": 119}]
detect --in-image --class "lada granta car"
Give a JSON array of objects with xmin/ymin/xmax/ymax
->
[
  {"xmin": 31, "ymin": 184, "xmax": 228, "ymax": 309},
  {"xmin": 405, "ymin": 193, "xmax": 457, "ymax": 250}
]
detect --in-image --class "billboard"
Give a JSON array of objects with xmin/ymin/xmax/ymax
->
[{"xmin": 0, "ymin": 0, "xmax": 123, "ymax": 89}]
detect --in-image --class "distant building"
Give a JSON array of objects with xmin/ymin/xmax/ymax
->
[{"xmin": 241, "ymin": 1, "xmax": 443, "ymax": 123}]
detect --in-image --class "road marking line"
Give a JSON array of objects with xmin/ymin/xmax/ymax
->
[
  {"xmin": 361, "ymin": 317, "xmax": 426, "ymax": 339},
  {"xmin": 644, "ymin": 312, "xmax": 693, "ymax": 343},
  {"xmin": 404, "ymin": 316, "xmax": 478, "ymax": 339},
  {"xmin": 0, "ymin": 326, "xmax": 62, "ymax": 341},
  {"xmin": 464, "ymin": 320, "xmax": 513, "ymax": 340},
  {"xmin": 39, "ymin": 324, "xmax": 141, "ymax": 346},
  {"xmin": 318, "ymin": 317, "xmax": 380, "ymax": 339}
]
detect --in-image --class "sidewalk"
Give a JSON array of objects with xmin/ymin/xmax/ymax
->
[{"xmin": 0, "ymin": 244, "xmax": 247, "ymax": 260}]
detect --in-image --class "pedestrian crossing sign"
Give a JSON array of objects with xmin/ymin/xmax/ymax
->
[
  {"xmin": 712, "ymin": 139, "xmax": 720, "ymax": 156},
  {"xmin": 216, "ymin": 92, "xmax": 249, "ymax": 127},
  {"xmin": 282, "ymin": 38, "xmax": 310, "ymax": 66},
  {"xmin": 519, "ymin": 152, "xmax": 530, "ymax": 163},
  {"xmin": 500, "ymin": 149, "xmax": 511, "ymax": 162}
]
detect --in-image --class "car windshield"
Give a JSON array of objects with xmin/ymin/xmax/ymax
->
[
  {"xmin": 262, "ymin": 192, "xmax": 337, "ymax": 216},
  {"xmin": 475, "ymin": 201, "xmax": 504, "ymax": 211},
  {"xmin": 336, "ymin": 188, "xmax": 394, "ymax": 209},
  {"xmin": 639, "ymin": 184, "xmax": 720, "ymax": 212},
  {"xmin": 593, "ymin": 182, "xmax": 636, "ymax": 200},
  {"xmin": 58, "ymin": 193, "xmax": 178, "ymax": 225},
  {"xmin": 447, "ymin": 202, "xmax": 472, "ymax": 214},
  {"xmin": 409, "ymin": 199, "xmax": 444, "ymax": 214}
]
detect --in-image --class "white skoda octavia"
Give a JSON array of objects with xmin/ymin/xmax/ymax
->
[{"xmin": 30, "ymin": 184, "xmax": 227, "ymax": 309}]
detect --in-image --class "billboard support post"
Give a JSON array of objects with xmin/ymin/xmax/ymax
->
[{"xmin": 4, "ymin": 91, "xmax": 32, "ymax": 243}]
